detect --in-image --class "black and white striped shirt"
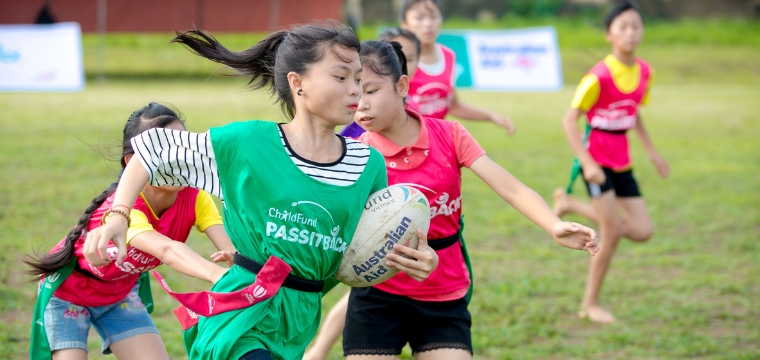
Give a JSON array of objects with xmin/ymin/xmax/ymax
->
[{"xmin": 131, "ymin": 127, "xmax": 371, "ymax": 200}]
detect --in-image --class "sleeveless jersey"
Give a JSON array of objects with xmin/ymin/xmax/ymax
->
[
  {"xmin": 409, "ymin": 44, "xmax": 456, "ymax": 119},
  {"xmin": 51, "ymin": 188, "xmax": 201, "ymax": 306},
  {"xmin": 585, "ymin": 58, "xmax": 651, "ymax": 170}
]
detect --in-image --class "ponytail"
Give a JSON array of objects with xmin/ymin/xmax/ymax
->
[
  {"xmin": 171, "ymin": 29, "xmax": 287, "ymax": 93},
  {"xmin": 24, "ymin": 182, "xmax": 117, "ymax": 278},
  {"xmin": 389, "ymin": 41, "xmax": 409, "ymax": 76},
  {"xmin": 173, "ymin": 22, "xmax": 361, "ymax": 119}
]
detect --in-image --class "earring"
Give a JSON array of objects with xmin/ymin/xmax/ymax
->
[{"xmin": 297, "ymin": 89, "xmax": 303, "ymax": 96}]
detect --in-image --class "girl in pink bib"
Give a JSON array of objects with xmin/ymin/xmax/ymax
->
[
  {"xmin": 26, "ymin": 103, "xmax": 235, "ymax": 359},
  {"xmin": 307, "ymin": 40, "xmax": 599, "ymax": 360},
  {"xmin": 552, "ymin": 1, "xmax": 670, "ymax": 324},
  {"xmin": 402, "ymin": 0, "xmax": 516, "ymax": 135}
]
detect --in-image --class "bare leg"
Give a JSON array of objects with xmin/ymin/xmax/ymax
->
[
  {"xmin": 579, "ymin": 191, "xmax": 621, "ymax": 324},
  {"xmin": 617, "ymin": 197, "xmax": 653, "ymax": 242},
  {"xmin": 52, "ymin": 349, "xmax": 88, "ymax": 360},
  {"xmin": 304, "ymin": 292, "xmax": 350, "ymax": 360},
  {"xmin": 415, "ymin": 348, "xmax": 472, "ymax": 360},
  {"xmin": 553, "ymin": 188, "xmax": 599, "ymax": 223},
  {"xmin": 109, "ymin": 333, "xmax": 170, "ymax": 360}
]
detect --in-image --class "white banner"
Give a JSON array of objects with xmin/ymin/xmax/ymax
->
[
  {"xmin": 438, "ymin": 27, "xmax": 563, "ymax": 91},
  {"xmin": 0, "ymin": 22, "xmax": 84, "ymax": 91}
]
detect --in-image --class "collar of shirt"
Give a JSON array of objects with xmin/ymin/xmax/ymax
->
[{"xmin": 364, "ymin": 108, "xmax": 429, "ymax": 157}]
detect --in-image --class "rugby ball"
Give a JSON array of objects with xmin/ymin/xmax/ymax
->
[{"xmin": 336, "ymin": 185, "xmax": 430, "ymax": 287}]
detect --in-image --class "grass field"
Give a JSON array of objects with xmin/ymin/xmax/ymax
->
[{"xmin": 1, "ymin": 19, "xmax": 759, "ymax": 360}]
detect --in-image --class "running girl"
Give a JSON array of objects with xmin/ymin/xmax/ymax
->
[
  {"xmin": 324, "ymin": 40, "xmax": 598, "ymax": 359},
  {"xmin": 401, "ymin": 0, "xmax": 515, "ymax": 135},
  {"xmin": 340, "ymin": 27, "xmax": 421, "ymax": 139},
  {"xmin": 552, "ymin": 0, "xmax": 670, "ymax": 324},
  {"xmin": 84, "ymin": 23, "xmax": 439, "ymax": 360},
  {"xmin": 26, "ymin": 102, "xmax": 235, "ymax": 360}
]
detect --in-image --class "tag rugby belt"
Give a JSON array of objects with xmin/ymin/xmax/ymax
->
[
  {"xmin": 428, "ymin": 232, "xmax": 461, "ymax": 251},
  {"xmin": 233, "ymin": 252, "xmax": 324, "ymax": 293}
]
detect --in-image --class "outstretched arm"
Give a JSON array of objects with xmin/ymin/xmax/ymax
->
[
  {"xmin": 448, "ymin": 90, "xmax": 515, "ymax": 136},
  {"xmin": 468, "ymin": 155, "xmax": 598, "ymax": 255},
  {"xmin": 84, "ymin": 129, "xmax": 221, "ymax": 267},
  {"xmin": 129, "ymin": 231, "xmax": 227, "ymax": 283},
  {"xmin": 633, "ymin": 115, "xmax": 669, "ymax": 178}
]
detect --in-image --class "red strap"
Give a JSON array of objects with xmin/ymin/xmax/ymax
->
[{"xmin": 152, "ymin": 255, "xmax": 292, "ymax": 328}]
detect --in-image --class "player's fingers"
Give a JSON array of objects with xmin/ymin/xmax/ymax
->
[
  {"xmin": 386, "ymin": 252, "xmax": 430, "ymax": 272},
  {"xmin": 115, "ymin": 234, "xmax": 127, "ymax": 266},
  {"xmin": 416, "ymin": 229, "xmax": 428, "ymax": 247},
  {"xmin": 386, "ymin": 260, "xmax": 425, "ymax": 281}
]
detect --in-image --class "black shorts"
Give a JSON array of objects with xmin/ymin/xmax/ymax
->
[
  {"xmin": 343, "ymin": 287, "xmax": 472, "ymax": 356},
  {"xmin": 583, "ymin": 167, "xmax": 641, "ymax": 198}
]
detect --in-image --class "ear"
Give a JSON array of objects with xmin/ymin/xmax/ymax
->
[
  {"xmin": 397, "ymin": 74, "xmax": 410, "ymax": 98},
  {"xmin": 287, "ymin": 71, "xmax": 302, "ymax": 94},
  {"xmin": 123, "ymin": 153, "xmax": 133, "ymax": 165}
]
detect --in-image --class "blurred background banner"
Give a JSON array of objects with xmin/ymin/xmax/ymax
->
[
  {"xmin": 0, "ymin": 22, "xmax": 84, "ymax": 91},
  {"xmin": 439, "ymin": 27, "xmax": 563, "ymax": 91}
]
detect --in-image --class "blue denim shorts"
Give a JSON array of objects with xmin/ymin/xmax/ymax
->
[{"xmin": 43, "ymin": 284, "xmax": 158, "ymax": 354}]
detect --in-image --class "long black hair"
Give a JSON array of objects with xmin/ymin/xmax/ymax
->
[
  {"xmin": 359, "ymin": 40, "xmax": 409, "ymax": 85},
  {"xmin": 25, "ymin": 103, "xmax": 184, "ymax": 278},
  {"xmin": 171, "ymin": 21, "xmax": 361, "ymax": 119}
]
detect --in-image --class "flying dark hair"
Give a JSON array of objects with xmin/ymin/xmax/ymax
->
[
  {"xmin": 604, "ymin": 0, "xmax": 643, "ymax": 30},
  {"xmin": 360, "ymin": 40, "xmax": 408, "ymax": 86},
  {"xmin": 379, "ymin": 27, "xmax": 421, "ymax": 56},
  {"xmin": 400, "ymin": 0, "xmax": 444, "ymax": 21},
  {"xmin": 171, "ymin": 21, "xmax": 361, "ymax": 119},
  {"xmin": 25, "ymin": 103, "xmax": 184, "ymax": 278}
]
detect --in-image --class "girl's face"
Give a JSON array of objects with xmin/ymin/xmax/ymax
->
[
  {"xmin": 390, "ymin": 35, "xmax": 419, "ymax": 78},
  {"xmin": 606, "ymin": 9, "xmax": 643, "ymax": 54},
  {"xmin": 355, "ymin": 68, "xmax": 407, "ymax": 133},
  {"xmin": 401, "ymin": 1, "xmax": 442, "ymax": 47},
  {"xmin": 297, "ymin": 45, "xmax": 362, "ymax": 126}
]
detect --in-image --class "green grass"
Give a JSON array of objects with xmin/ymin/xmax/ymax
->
[{"xmin": 2, "ymin": 19, "xmax": 759, "ymax": 360}]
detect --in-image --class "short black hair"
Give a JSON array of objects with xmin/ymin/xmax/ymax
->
[{"xmin": 604, "ymin": 0, "xmax": 643, "ymax": 30}]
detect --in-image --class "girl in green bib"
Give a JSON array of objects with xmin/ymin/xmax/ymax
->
[{"xmin": 83, "ymin": 22, "xmax": 439, "ymax": 360}]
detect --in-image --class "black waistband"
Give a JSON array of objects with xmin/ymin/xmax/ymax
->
[
  {"xmin": 591, "ymin": 127, "xmax": 628, "ymax": 135},
  {"xmin": 233, "ymin": 253, "xmax": 324, "ymax": 293},
  {"xmin": 428, "ymin": 232, "xmax": 460, "ymax": 251}
]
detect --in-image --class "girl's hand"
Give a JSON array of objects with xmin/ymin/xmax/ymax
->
[
  {"xmin": 551, "ymin": 222, "xmax": 599, "ymax": 256},
  {"xmin": 211, "ymin": 250, "xmax": 236, "ymax": 267},
  {"xmin": 83, "ymin": 215, "xmax": 129, "ymax": 267},
  {"xmin": 490, "ymin": 113, "xmax": 516, "ymax": 136},
  {"xmin": 581, "ymin": 161, "xmax": 606, "ymax": 185},
  {"xmin": 650, "ymin": 153, "xmax": 670, "ymax": 178},
  {"xmin": 385, "ymin": 230, "xmax": 439, "ymax": 282}
]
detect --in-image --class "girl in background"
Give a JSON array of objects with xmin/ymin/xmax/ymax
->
[
  {"xmin": 27, "ymin": 102, "xmax": 234, "ymax": 360},
  {"xmin": 552, "ymin": 0, "xmax": 669, "ymax": 324},
  {"xmin": 402, "ymin": 0, "xmax": 515, "ymax": 135}
]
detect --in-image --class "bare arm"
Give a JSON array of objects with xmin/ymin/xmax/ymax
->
[
  {"xmin": 633, "ymin": 115, "xmax": 669, "ymax": 178},
  {"xmin": 129, "ymin": 231, "xmax": 226, "ymax": 283},
  {"xmin": 468, "ymin": 155, "xmax": 598, "ymax": 254},
  {"xmin": 562, "ymin": 107, "xmax": 605, "ymax": 185},
  {"xmin": 84, "ymin": 159, "xmax": 150, "ymax": 266},
  {"xmin": 448, "ymin": 90, "xmax": 515, "ymax": 136}
]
